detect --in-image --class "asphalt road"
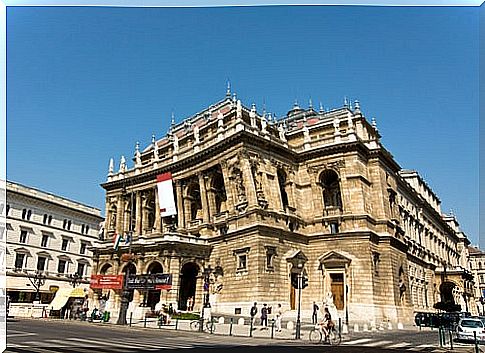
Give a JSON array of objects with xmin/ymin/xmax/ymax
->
[{"xmin": 5, "ymin": 318, "xmax": 481, "ymax": 353}]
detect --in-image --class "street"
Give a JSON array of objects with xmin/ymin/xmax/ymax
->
[{"xmin": 6, "ymin": 318, "xmax": 482, "ymax": 353}]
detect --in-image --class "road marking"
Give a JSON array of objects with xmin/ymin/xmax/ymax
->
[
  {"xmin": 364, "ymin": 340, "xmax": 394, "ymax": 347},
  {"xmin": 341, "ymin": 338, "xmax": 373, "ymax": 345},
  {"xmin": 66, "ymin": 337, "xmax": 129, "ymax": 347},
  {"xmin": 385, "ymin": 342, "xmax": 413, "ymax": 348},
  {"xmin": 7, "ymin": 332, "xmax": 38, "ymax": 338}
]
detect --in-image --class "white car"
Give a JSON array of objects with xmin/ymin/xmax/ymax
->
[{"xmin": 456, "ymin": 318, "xmax": 485, "ymax": 341}]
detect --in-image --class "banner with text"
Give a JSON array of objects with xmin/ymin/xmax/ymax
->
[
  {"xmin": 156, "ymin": 173, "xmax": 177, "ymax": 217},
  {"xmin": 126, "ymin": 274, "xmax": 172, "ymax": 290},
  {"xmin": 90, "ymin": 274, "xmax": 124, "ymax": 289}
]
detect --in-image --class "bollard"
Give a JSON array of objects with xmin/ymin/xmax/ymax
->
[
  {"xmin": 229, "ymin": 318, "xmax": 233, "ymax": 336},
  {"xmin": 271, "ymin": 319, "xmax": 275, "ymax": 339},
  {"xmin": 144, "ymin": 315, "xmax": 147, "ymax": 328},
  {"xmin": 449, "ymin": 329, "xmax": 453, "ymax": 350},
  {"xmin": 438, "ymin": 327, "xmax": 442, "ymax": 347},
  {"xmin": 210, "ymin": 318, "xmax": 214, "ymax": 334},
  {"xmin": 129, "ymin": 312, "xmax": 133, "ymax": 327},
  {"xmin": 175, "ymin": 318, "xmax": 178, "ymax": 330},
  {"xmin": 339, "ymin": 318, "xmax": 342, "ymax": 334},
  {"xmin": 474, "ymin": 331, "xmax": 479, "ymax": 353},
  {"xmin": 250, "ymin": 318, "xmax": 253, "ymax": 337}
]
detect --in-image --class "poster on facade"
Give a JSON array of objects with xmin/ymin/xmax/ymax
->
[
  {"xmin": 126, "ymin": 274, "xmax": 172, "ymax": 290},
  {"xmin": 156, "ymin": 173, "xmax": 177, "ymax": 217},
  {"xmin": 90, "ymin": 274, "xmax": 124, "ymax": 289}
]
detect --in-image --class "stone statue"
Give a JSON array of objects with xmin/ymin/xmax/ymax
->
[
  {"xmin": 325, "ymin": 292, "xmax": 334, "ymax": 306},
  {"xmin": 194, "ymin": 125, "xmax": 200, "ymax": 144},
  {"xmin": 119, "ymin": 156, "xmax": 126, "ymax": 173},
  {"xmin": 278, "ymin": 124, "xmax": 286, "ymax": 142},
  {"xmin": 173, "ymin": 134, "xmax": 179, "ymax": 153}
]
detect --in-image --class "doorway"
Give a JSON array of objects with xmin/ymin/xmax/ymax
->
[
  {"xmin": 330, "ymin": 273, "xmax": 344, "ymax": 310},
  {"xmin": 178, "ymin": 262, "xmax": 199, "ymax": 311}
]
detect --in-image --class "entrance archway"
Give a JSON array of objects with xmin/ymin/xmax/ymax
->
[
  {"xmin": 146, "ymin": 262, "xmax": 163, "ymax": 310},
  {"xmin": 122, "ymin": 263, "xmax": 137, "ymax": 302},
  {"xmin": 178, "ymin": 262, "xmax": 199, "ymax": 311}
]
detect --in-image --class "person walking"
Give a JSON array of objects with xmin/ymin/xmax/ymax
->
[
  {"xmin": 312, "ymin": 301, "xmax": 319, "ymax": 324},
  {"xmin": 275, "ymin": 303, "xmax": 282, "ymax": 332},
  {"xmin": 250, "ymin": 302, "xmax": 258, "ymax": 329},
  {"xmin": 260, "ymin": 303, "xmax": 268, "ymax": 329}
]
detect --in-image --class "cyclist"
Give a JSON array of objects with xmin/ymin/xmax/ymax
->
[{"xmin": 317, "ymin": 307, "xmax": 333, "ymax": 340}]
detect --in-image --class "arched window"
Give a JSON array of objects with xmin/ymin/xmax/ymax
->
[
  {"xmin": 187, "ymin": 183, "xmax": 202, "ymax": 221},
  {"xmin": 212, "ymin": 171, "xmax": 227, "ymax": 215},
  {"xmin": 277, "ymin": 169, "xmax": 289, "ymax": 210},
  {"xmin": 320, "ymin": 170, "xmax": 342, "ymax": 209}
]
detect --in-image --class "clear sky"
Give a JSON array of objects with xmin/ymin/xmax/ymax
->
[{"xmin": 6, "ymin": 5, "xmax": 480, "ymax": 245}]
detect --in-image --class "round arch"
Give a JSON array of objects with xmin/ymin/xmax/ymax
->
[{"xmin": 178, "ymin": 262, "xmax": 200, "ymax": 311}]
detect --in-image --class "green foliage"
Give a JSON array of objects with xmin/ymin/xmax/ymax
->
[{"xmin": 171, "ymin": 312, "xmax": 200, "ymax": 320}]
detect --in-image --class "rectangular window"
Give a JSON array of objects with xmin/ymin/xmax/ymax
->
[
  {"xmin": 330, "ymin": 222, "xmax": 339, "ymax": 234},
  {"xmin": 19, "ymin": 230, "xmax": 27, "ymax": 243},
  {"xmin": 61, "ymin": 238, "xmax": 69, "ymax": 251},
  {"xmin": 14, "ymin": 253, "xmax": 25, "ymax": 269},
  {"xmin": 238, "ymin": 255, "xmax": 247, "ymax": 270},
  {"xmin": 37, "ymin": 256, "xmax": 47, "ymax": 271},
  {"xmin": 58, "ymin": 260, "xmax": 66, "ymax": 274},
  {"xmin": 41, "ymin": 234, "xmax": 49, "ymax": 248},
  {"xmin": 80, "ymin": 242, "xmax": 87, "ymax": 255},
  {"xmin": 77, "ymin": 263, "xmax": 85, "ymax": 277}
]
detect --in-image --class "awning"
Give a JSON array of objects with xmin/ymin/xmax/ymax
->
[{"xmin": 48, "ymin": 287, "xmax": 86, "ymax": 310}]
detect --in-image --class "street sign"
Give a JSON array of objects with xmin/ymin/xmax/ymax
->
[
  {"xmin": 90, "ymin": 274, "xmax": 124, "ymax": 289},
  {"xmin": 126, "ymin": 274, "xmax": 172, "ymax": 290}
]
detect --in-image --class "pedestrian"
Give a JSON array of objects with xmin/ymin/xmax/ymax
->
[
  {"xmin": 81, "ymin": 295, "xmax": 89, "ymax": 321},
  {"xmin": 312, "ymin": 301, "xmax": 319, "ymax": 324},
  {"xmin": 99, "ymin": 295, "xmax": 107, "ymax": 316},
  {"xmin": 275, "ymin": 303, "xmax": 282, "ymax": 332},
  {"xmin": 250, "ymin": 302, "xmax": 258, "ymax": 329},
  {"xmin": 260, "ymin": 303, "xmax": 268, "ymax": 329}
]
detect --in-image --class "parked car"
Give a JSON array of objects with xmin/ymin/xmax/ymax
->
[{"xmin": 456, "ymin": 318, "xmax": 485, "ymax": 342}]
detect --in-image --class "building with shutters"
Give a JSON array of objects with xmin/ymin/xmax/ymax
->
[
  {"xmin": 92, "ymin": 89, "xmax": 475, "ymax": 326},
  {"xmin": 5, "ymin": 180, "xmax": 103, "ymax": 306}
]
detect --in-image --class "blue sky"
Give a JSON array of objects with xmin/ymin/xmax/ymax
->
[{"xmin": 6, "ymin": 5, "xmax": 480, "ymax": 245}]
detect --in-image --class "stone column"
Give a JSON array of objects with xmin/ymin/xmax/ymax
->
[
  {"xmin": 241, "ymin": 158, "xmax": 258, "ymax": 208},
  {"xmin": 135, "ymin": 191, "xmax": 142, "ymax": 236},
  {"xmin": 166, "ymin": 257, "xmax": 180, "ymax": 306},
  {"xmin": 116, "ymin": 195, "xmax": 124, "ymax": 235},
  {"xmin": 154, "ymin": 186, "xmax": 162, "ymax": 233},
  {"xmin": 220, "ymin": 161, "xmax": 235, "ymax": 214},
  {"xmin": 175, "ymin": 181, "xmax": 185, "ymax": 229},
  {"xmin": 142, "ymin": 195, "xmax": 149, "ymax": 234},
  {"xmin": 198, "ymin": 173, "xmax": 210, "ymax": 224}
]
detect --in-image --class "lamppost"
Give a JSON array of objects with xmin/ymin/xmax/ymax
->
[
  {"xmin": 289, "ymin": 255, "xmax": 307, "ymax": 340},
  {"xmin": 199, "ymin": 266, "xmax": 212, "ymax": 332},
  {"xmin": 26, "ymin": 270, "xmax": 46, "ymax": 302},
  {"xmin": 68, "ymin": 273, "xmax": 82, "ymax": 288},
  {"xmin": 116, "ymin": 243, "xmax": 134, "ymax": 326}
]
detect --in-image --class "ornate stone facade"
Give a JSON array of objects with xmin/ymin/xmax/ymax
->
[{"xmin": 93, "ymin": 92, "xmax": 475, "ymax": 326}]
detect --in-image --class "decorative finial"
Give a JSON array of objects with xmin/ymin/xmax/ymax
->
[
  {"xmin": 171, "ymin": 112, "xmax": 175, "ymax": 127},
  {"xmin": 226, "ymin": 80, "xmax": 231, "ymax": 97},
  {"xmin": 319, "ymin": 102, "xmax": 324, "ymax": 113},
  {"xmin": 135, "ymin": 141, "xmax": 140, "ymax": 153},
  {"xmin": 152, "ymin": 134, "xmax": 156, "ymax": 146},
  {"xmin": 344, "ymin": 97, "xmax": 349, "ymax": 107},
  {"xmin": 294, "ymin": 99, "xmax": 300, "ymax": 109},
  {"xmin": 354, "ymin": 100, "xmax": 360, "ymax": 111},
  {"xmin": 135, "ymin": 142, "xmax": 141, "ymax": 167},
  {"xmin": 108, "ymin": 158, "xmax": 114, "ymax": 175},
  {"xmin": 251, "ymin": 103, "xmax": 256, "ymax": 113},
  {"xmin": 371, "ymin": 117, "xmax": 377, "ymax": 130},
  {"xmin": 119, "ymin": 155, "xmax": 126, "ymax": 173},
  {"xmin": 450, "ymin": 209, "xmax": 455, "ymax": 217},
  {"xmin": 232, "ymin": 92, "xmax": 237, "ymax": 103},
  {"xmin": 308, "ymin": 97, "xmax": 313, "ymax": 110}
]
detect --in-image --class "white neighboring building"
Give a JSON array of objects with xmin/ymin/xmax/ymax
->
[{"xmin": 5, "ymin": 180, "xmax": 103, "ymax": 305}]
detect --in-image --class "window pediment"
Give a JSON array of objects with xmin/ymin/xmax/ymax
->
[{"xmin": 318, "ymin": 251, "xmax": 351, "ymax": 269}]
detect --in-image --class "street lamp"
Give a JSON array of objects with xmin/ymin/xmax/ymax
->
[
  {"xmin": 117, "ymin": 257, "xmax": 134, "ymax": 326},
  {"xmin": 199, "ymin": 266, "xmax": 212, "ymax": 332},
  {"xmin": 68, "ymin": 273, "xmax": 82, "ymax": 288},
  {"xmin": 26, "ymin": 270, "xmax": 46, "ymax": 303},
  {"xmin": 289, "ymin": 254, "xmax": 307, "ymax": 340}
]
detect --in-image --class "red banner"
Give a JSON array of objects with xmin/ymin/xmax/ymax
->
[{"xmin": 90, "ymin": 274, "xmax": 124, "ymax": 289}]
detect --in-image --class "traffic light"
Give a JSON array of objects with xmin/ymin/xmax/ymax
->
[
  {"xmin": 301, "ymin": 275, "xmax": 309, "ymax": 289},
  {"xmin": 291, "ymin": 275, "xmax": 299, "ymax": 289}
]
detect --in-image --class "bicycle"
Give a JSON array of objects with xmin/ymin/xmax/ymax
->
[
  {"xmin": 309, "ymin": 323, "xmax": 341, "ymax": 345},
  {"xmin": 190, "ymin": 318, "xmax": 216, "ymax": 333}
]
